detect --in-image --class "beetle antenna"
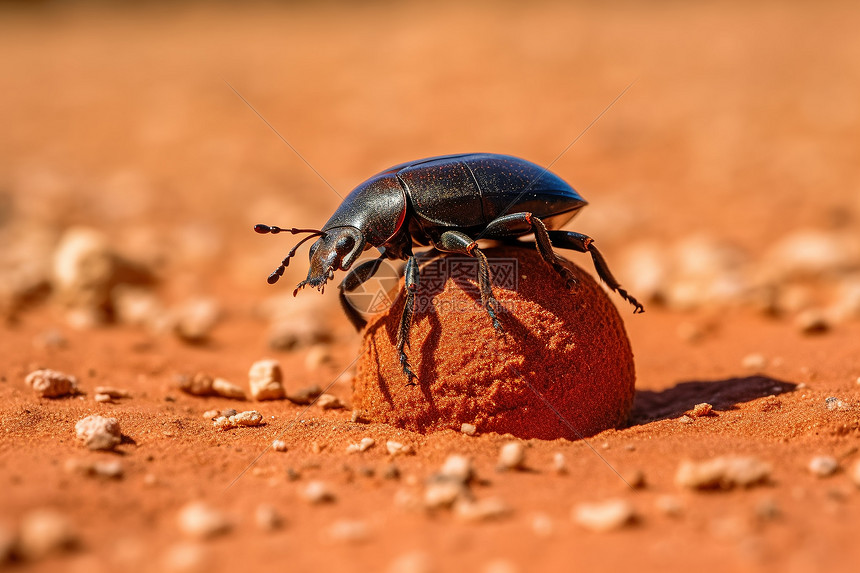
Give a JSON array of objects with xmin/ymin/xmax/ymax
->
[{"xmin": 255, "ymin": 224, "xmax": 326, "ymax": 284}]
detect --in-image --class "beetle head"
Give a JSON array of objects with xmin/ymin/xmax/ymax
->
[{"xmin": 294, "ymin": 226, "xmax": 366, "ymax": 294}]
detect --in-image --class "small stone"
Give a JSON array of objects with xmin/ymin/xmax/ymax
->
[
  {"xmin": 498, "ymin": 441, "xmax": 526, "ymax": 471},
  {"xmin": 316, "ymin": 393, "xmax": 345, "ymax": 410},
  {"xmin": 688, "ymin": 403, "xmax": 713, "ymax": 417},
  {"xmin": 795, "ymin": 309, "xmax": 830, "ymax": 335},
  {"xmin": 424, "ymin": 479, "xmax": 467, "ymax": 509},
  {"xmin": 678, "ymin": 415, "xmax": 694, "ymax": 425},
  {"xmin": 173, "ymin": 297, "xmax": 220, "ymax": 343},
  {"xmin": 346, "ymin": 437, "xmax": 375, "ymax": 453},
  {"xmin": 286, "ymin": 384, "xmax": 322, "ymax": 405},
  {"xmin": 178, "ymin": 372, "xmax": 214, "ymax": 397},
  {"xmin": 211, "ymin": 378, "xmax": 246, "ymax": 400},
  {"xmin": 254, "ymin": 504, "xmax": 283, "ymax": 532},
  {"xmin": 850, "ymin": 460, "xmax": 860, "ymax": 488},
  {"xmin": 94, "ymin": 393, "xmax": 113, "ymax": 403},
  {"xmin": 304, "ymin": 345, "xmax": 333, "ymax": 371},
  {"xmin": 16, "ymin": 509, "xmax": 77, "ymax": 559},
  {"xmin": 572, "ymin": 499, "xmax": 636, "ymax": 532},
  {"xmin": 301, "ymin": 481, "xmax": 334, "ymax": 504},
  {"xmin": 248, "ymin": 359, "xmax": 285, "ymax": 401},
  {"xmin": 93, "ymin": 386, "xmax": 131, "ymax": 399},
  {"xmin": 75, "ymin": 415, "xmax": 122, "ymax": 451},
  {"xmin": 825, "ymin": 396, "xmax": 851, "ymax": 411},
  {"xmin": 454, "ymin": 497, "xmax": 510, "ymax": 522},
  {"xmin": 202, "ymin": 410, "xmax": 220, "ymax": 420},
  {"xmin": 552, "ymin": 452, "xmax": 568, "ymax": 475},
  {"xmin": 177, "ymin": 502, "xmax": 231, "ymax": 540},
  {"xmin": 808, "ymin": 456, "xmax": 839, "ymax": 477},
  {"xmin": 655, "ymin": 495, "xmax": 683, "ymax": 517},
  {"xmin": 351, "ymin": 409, "xmax": 370, "ymax": 423},
  {"xmin": 272, "ymin": 440, "xmax": 288, "ymax": 452},
  {"xmin": 439, "ymin": 455, "xmax": 473, "ymax": 484},
  {"xmin": 621, "ymin": 469, "xmax": 646, "ymax": 489},
  {"xmin": 213, "ymin": 410, "xmax": 263, "ymax": 430},
  {"xmin": 328, "ymin": 519, "xmax": 369, "ymax": 543},
  {"xmin": 460, "ymin": 423, "xmax": 477, "ymax": 436},
  {"xmin": 25, "ymin": 369, "xmax": 78, "ymax": 398},
  {"xmin": 531, "ymin": 513, "xmax": 554, "ymax": 537},
  {"xmin": 386, "ymin": 441, "xmax": 415, "ymax": 456},
  {"xmin": 742, "ymin": 353, "xmax": 767, "ymax": 370},
  {"xmin": 64, "ymin": 458, "xmax": 124, "ymax": 479},
  {"xmin": 675, "ymin": 457, "xmax": 771, "ymax": 489}
]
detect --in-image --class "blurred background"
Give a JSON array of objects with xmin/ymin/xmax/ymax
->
[{"xmin": 2, "ymin": 0, "xmax": 860, "ymax": 331}]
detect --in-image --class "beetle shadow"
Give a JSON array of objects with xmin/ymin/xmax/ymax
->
[{"xmin": 629, "ymin": 375, "xmax": 797, "ymax": 426}]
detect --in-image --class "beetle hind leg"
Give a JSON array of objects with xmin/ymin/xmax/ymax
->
[
  {"xmin": 396, "ymin": 255, "xmax": 420, "ymax": 382},
  {"xmin": 435, "ymin": 230, "xmax": 504, "ymax": 333}
]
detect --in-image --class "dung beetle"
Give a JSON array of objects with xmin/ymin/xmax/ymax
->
[{"xmin": 256, "ymin": 152, "xmax": 643, "ymax": 380}]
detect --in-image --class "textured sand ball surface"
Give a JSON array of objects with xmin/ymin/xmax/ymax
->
[{"xmin": 354, "ymin": 246, "xmax": 636, "ymax": 440}]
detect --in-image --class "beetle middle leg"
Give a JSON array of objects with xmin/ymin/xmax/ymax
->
[{"xmin": 434, "ymin": 230, "xmax": 504, "ymax": 333}]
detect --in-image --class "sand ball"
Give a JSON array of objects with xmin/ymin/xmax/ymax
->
[{"xmin": 353, "ymin": 246, "xmax": 636, "ymax": 440}]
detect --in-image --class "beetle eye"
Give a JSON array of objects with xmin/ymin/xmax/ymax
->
[{"xmin": 336, "ymin": 235, "xmax": 355, "ymax": 254}]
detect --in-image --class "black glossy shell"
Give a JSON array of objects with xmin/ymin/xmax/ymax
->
[{"xmin": 396, "ymin": 153, "xmax": 586, "ymax": 230}]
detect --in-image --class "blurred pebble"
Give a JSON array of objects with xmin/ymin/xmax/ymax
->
[
  {"xmin": 440, "ymin": 455, "xmax": 473, "ymax": 484},
  {"xmin": 93, "ymin": 386, "xmax": 131, "ymax": 400},
  {"xmin": 424, "ymin": 479, "xmax": 467, "ymax": 509},
  {"xmin": 763, "ymin": 229, "xmax": 860, "ymax": 281},
  {"xmin": 328, "ymin": 519, "xmax": 369, "ymax": 543},
  {"xmin": 173, "ymin": 298, "xmax": 219, "ymax": 344},
  {"xmin": 16, "ymin": 509, "xmax": 77, "ymax": 560},
  {"xmin": 301, "ymin": 481, "xmax": 334, "ymax": 504},
  {"xmin": 272, "ymin": 440, "xmax": 288, "ymax": 452},
  {"xmin": 618, "ymin": 241, "xmax": 669, "ymax": 303},
  {"xmin": 178, "ymin": 372, "xmax": 215, "ymax": 397},
  {"xmin": 742, "ymin": 353, "xmax": 767, "ymax": 370},
  {"xmin": 64, "ymin": 458, "xmax": 124, "ymax": 479},
  {"xmin": 316, "ymin": 393, "xmax": 345, "ymax": 410},
  {"xmin": 552, "ymin": 452, "xmax": 567, "ymax": 475},
  {"xmin": 26, "ymin": 369, "xmax": 78, "ymax": 398},
  {"xmin": 675, "ymin": 457, "xmax": 771, "ymax": 489},
  {"xmin": 498, "ymin": 441, "xmax": 526, "ymax": 471},
  {"xmin": 455, "ymin": 497, "xmax": 510, "ymax": 522},
  {"xmin": 346, "ymin": 437, "xmax": 375, "ymax": 454},
  {"xmin": 211, "ymin": 378, "xmax": 246, "ymax": 400},
  {"xmin": 460, "ymin": 423, "xmax": 477, "ymax": 436},
  {"xmin": 795, "ymin": 309, "xmax": 830, "ymax": 334},
  {"xmin": 808, "ymin": 456, "xmax": 839, "ymax": 477},
  {"xmin": 304, "ymin": 345, "xmax": 333, "ymax": 370},
  {"xmin": 213, "ymin": 411, "xmax": 263, "ymax": 430},
  {"xmin": 75, "ymin": 415, "xmax": 121, "ymax": 451},
  {"xmin": 267, "ymin": 320, "xmax": 331, "ymax": 352},
  {"xmin": 387, "ymin": 552, "xmax": 433, "ymax": 573},
  {"xmin": 531, "ymin": 513, "xmax": 554, "ymax": 537},
  {"xmin": 254, "ymin": 504, "xmax": 283, "ymax": 532},
  {"xmin": 572, "ymin": 499, "xmax": 636, "ymax": 532},
  {"xmin": 386, "ymin": 441, "xmax": 415, "ymax": 456},
  {"xmin": 825, "ymin": 396, "xmax": 851, "ymax": 411},
  {"xmin": 286, "ymin": 384, "xmax": 322, "ymax": 405},
  {"xmin": 177, "ymin": 502, "xmax": 232, "ymax": 540},
  {"xmin": 162, "ymin": 542, "xmax": 207, "ymax": 572},
  {"xmin": 112, "ymin": 285, "xmax": 168, "ymax": 331},
  {"xmin": 621, "ymin": 469, "xmax": 646, "ymax": 489},
  {"xmin": 755, "ymin": 498, "xmax": 781, "ymax": 521},
  {"xmin": 52, "ymin": 227, "xmax": 115, "ymax": 324},
  {"xmin": 655, "ymin": 495, "xmax": 683, "ymax": 517},
  {"xmin": 248, "ymin": 359, "xmax": 285, "ymax": 401},
  {"xmin": 851, "ymin": 460, "xmax": 860, "ymax": 488}
]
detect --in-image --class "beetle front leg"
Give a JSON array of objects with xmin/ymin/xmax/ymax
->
[
  {"xmin": 338, "ymin": 255, "xmax": 393, "ymax": 331},
  {"xmin": 435, "ymin": 230, "xmax": 503, "ymax": 333},
  {"xmin": 546, "ymin": 230, "xmax": 644, "ymax": 314},
  {"xmin": 396, "ymin": 255, "xmax": 419, "ymax": 383}
]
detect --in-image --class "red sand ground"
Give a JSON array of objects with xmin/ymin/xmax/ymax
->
[{"xmin": 2, "ymin": 2, "xmax": 860, "ymax": 572}]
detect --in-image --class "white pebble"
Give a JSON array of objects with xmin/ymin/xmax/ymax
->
[
  {"xmin": 498, "ymin": 441, "xmax": 526, "ymax": 471},
  {"xmin": 94, "ymin": 393, "xmax": 113, "ymax": 403},
  {"xmin": 213, "ymin": 410, "xmax": 263, "ymax": 430},
  {"xmin": 675, "ymin": 457, "xmax": 771, "ymax": 489},
  {"xmin": 316, "ymin": 393, "xmax": 345, "ymax": 410},
  {"xmin": 552, "ymin": 452, "xmax": 567, "ymax": 475},
  {"xmin": 93, "ymin": 386, "xmax": 130, "ymax": 399},
  {"xmin": 454, "ymin": 497, "xmax": 510, "ymax": 522},
  {"xmin": 439, "ymin": 455, "xmax": 473, "ymax": 483},
  {"xmin": 531, "ymin": 513, "xmax": 554, "ymax": 537},
  {"xmin": 423, "ymin": 479, "xmax": 466, "ymax": 509},
  {"xmin": 255, "ymin": 504, "xmax": 283, "ymax": 531},
  {"xmin": 572, "ymin": 499, "xmax": 636, "ymax": 532},
  {"xmin": 742, "ymin": 353, "xmax": 767, "ymax": 370},
  {"xmin": 460, "ymin": 423, "xmax": 477, "ymax": 436},
  {"xmin": 25, "ymin": 369, "xmax": 78, "ymax": 398},
  {"xmin": 177, "ymin": 502, "xmax": 231, "ymax": 540},
  {"xmin": 248, "ymin": 359, "xmax": 285, "ymax": 401},
  {"xmin": 16, "ymin": 509, "xmax": 77, "ymax": 560},
  {"xmin": 271, "ymin": 440, "xmax": 288, "ymax": 452},
  {"xmin": 211, "ymin": 378, "xmax": 246, "ymax": 400},
  {"xmin": 75, "ymin": 415, "xmax": 121, "ymax": 451},
  {"xmin": 301, "ymin": 481, "xmax": 334, "ymax": 504},
  {"xmin": 386, "ymin": 441, "xmax": 415, "ymax": 456},
  {"xmin": 328, "ymin": 519, "xmax": 369, "ymax": 543},
  {"xmin": 808, "ymin": 456, "xmax": 839, "ymax": 477}
]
